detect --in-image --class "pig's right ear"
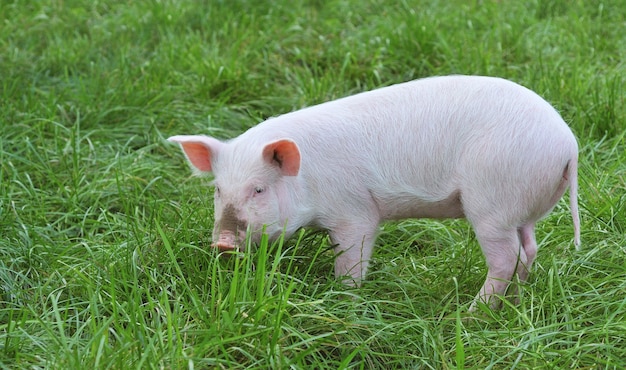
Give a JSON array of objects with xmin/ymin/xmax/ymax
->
[
  {"xmin": 167, "ymin": 135, "xmax": 222, "ymax": 173},
  {"xmin": 262, "ymin": 139, "xmax": 301, "ymax": 176}
]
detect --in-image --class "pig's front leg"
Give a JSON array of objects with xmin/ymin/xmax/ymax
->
[{"xmin": 329, "ymin": 219, "xmax": 380, "ymax": 287}]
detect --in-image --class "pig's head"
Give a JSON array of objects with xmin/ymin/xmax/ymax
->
[{"xmin": 168, "ymin": 134, "xmax": 301, "ymax": 251}]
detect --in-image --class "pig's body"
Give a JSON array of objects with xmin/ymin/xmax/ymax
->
[{"xmin": 169, "ymin": 75, "xmax": 580, "ymax": 310}]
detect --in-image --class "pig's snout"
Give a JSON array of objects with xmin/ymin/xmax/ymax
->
[
  {"xmin": 212, "ymin": 204, "xmax": 248, "ymax": 252},
  {"xmin": 212, "ymin": 230, "xmax": 239, "ymax": 251}
]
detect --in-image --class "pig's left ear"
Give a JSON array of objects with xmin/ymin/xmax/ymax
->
[
  {"xmin": 168, "ymin": 135, "xmax": 223, "ymax": 173},
  {"xmin": 262, "ymin": 139, "xmax": 301, "ymax": 176}
]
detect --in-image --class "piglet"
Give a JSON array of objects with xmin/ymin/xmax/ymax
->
[{"xmin": 169, "ymin": 75, "xmax": 580, "ymax": 310}]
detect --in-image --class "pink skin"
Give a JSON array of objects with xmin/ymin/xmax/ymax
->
[{"xmin": 169, "ymin": 75, "xmax": 580, "ymax": 311}]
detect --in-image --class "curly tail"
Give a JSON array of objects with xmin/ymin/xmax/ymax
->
[{"xmin": 568, "ymin": 159, "xmax": 581, "ymax": 250}]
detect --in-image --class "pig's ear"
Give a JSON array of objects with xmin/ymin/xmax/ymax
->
[
  {"xmin": 262, "ymin": 139, "xmax": 301, "ymax": 176},
  {"xmin": 168, "ymin": 135, "xmax": 222, "ymax": 173}
]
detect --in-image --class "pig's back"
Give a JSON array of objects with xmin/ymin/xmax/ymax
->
[{"xmin": 243, "ymin": 76, "xmax": 576, "ymax": 216}]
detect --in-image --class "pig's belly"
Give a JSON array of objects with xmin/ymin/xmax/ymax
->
[{"xmin": 374, "ymin": 189, "xmax": 465, "ymax": 220}]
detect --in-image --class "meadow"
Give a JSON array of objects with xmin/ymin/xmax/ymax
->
[{"xmin": 1, "ymin": 0, "xmax": 625, "ymax": 368}]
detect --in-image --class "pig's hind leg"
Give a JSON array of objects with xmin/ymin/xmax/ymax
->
[
  {"xmin": 468, "ymin": 220, "xmax": 535, "ymax": 311},
  {"xmin": 517, "ymin": 223, "xmax": 538, "ymax": 282}
]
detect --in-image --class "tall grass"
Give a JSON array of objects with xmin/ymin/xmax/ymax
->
[{"xmin": 1, "ymin": 0, "xmax": 625, "ymax": 368}]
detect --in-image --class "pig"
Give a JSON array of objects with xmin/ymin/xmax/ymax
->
[{"xmin": 168, "ymin": 75, "xmax": 580, "ymax": 310}]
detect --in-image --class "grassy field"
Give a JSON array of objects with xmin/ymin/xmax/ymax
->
[{"xmin": 1, "ymin": 0, "xmax": 625, "ymax": 368}]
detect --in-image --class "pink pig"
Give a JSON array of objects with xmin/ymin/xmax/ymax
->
[{"xmin": 169, "ymin": 75, "xmax": 580, "ymax": 310}]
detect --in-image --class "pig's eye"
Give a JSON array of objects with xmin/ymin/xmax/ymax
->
[
  {"xmin": 254, "ymin": 186, "xmax": 265, "ymax": 195},
  {"xmin": 215, "ymin": 186, "xmax": 221, "ymax": 196}
]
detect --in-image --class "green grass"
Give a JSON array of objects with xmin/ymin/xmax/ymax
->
[{"xmin": 1, "ymin": 0, "xmax": 625, "ymax": 368}]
